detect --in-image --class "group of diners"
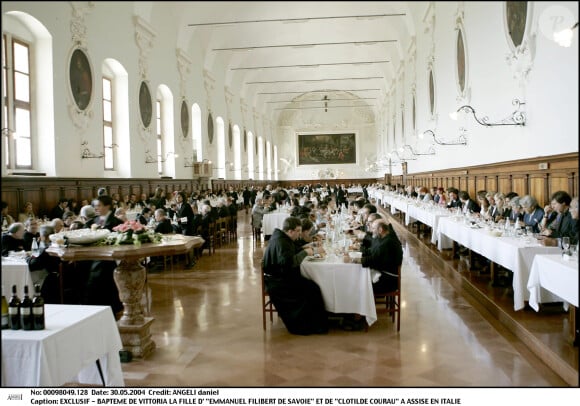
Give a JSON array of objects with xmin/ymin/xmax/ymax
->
[
  {"xmin": 261, "ymin": 193, "xmax": 403, "ymax": 335},
  {"xmin": 372, "ymin": 184, "xmax": 579, "ymax": 247}
]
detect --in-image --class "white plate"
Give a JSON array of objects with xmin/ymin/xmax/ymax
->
[
  {"xmin": 306, "ymin": 256, "xmax": 326, "ymax": 262},
  {"xmin": 49, "ymin": 228, "xmax": 111, "ymax": 245},
  {"xmin": 348, "ymin": 251, "xmax": 362, "ymax": 259}
]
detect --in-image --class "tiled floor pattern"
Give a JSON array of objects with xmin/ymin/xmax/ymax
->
[{"xmin": 121, "ymin": 211, "xmax": 573, "ymax": 387}]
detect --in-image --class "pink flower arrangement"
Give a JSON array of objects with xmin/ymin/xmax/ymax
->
[{"xmin": 113, "ymin": 220, "xmax": 146, "ymax": 234}]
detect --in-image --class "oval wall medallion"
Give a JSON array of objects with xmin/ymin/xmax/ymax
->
[
  {"xmin": 139, "ymin": 81, "xmax": 153, "ymax": 128},
  {"xmin": 69, "ymin": 48, "xmax": 93, "ymax": 111}
]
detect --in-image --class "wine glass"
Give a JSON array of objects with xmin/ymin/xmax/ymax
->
[{"xmin": 562, "ymin": 237, "xmax": 571, "ymax": 254}]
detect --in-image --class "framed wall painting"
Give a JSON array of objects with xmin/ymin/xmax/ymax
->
[
  {"xmin": 297, "ymin": 132, "xmax": 356, "ymax": 166},
  {"xmin": 506, "ymin": 1, "xmax": 528, "ymax": 49},
  {"xmin": 243, "ymin": 128, "xmax": 247, "ymax": 152},
  {"xmin": 456, "ymin": 27, "xmax": 466, "ymax": 94},
  {"xmin": 207, "ymin": 112, "xmax": 214, "ymax": 144},
  {"xmin": 69, "ymin": 48, "xmax": 92, "ymax": 111},
  {"xmin": 428, "ymin": 69, "xmax": 435, "ymax": 117},
  {"xmin": 180, "ymin": 100, "xmax": 189, "ymax": 138},
  {"xmin": 139, "ymin": 81, "xmax": 153, "ymax": 128}
]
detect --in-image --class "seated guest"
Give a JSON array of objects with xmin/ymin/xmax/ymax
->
[
  {"xmin": 490, "ymin": 192, "xmax": 506, "ymax": 221},
  {"xmin": 294, "ymin": 218, "xmax": 325, "ymax": 252},
  {"xmin": 115, "ymin": 207, "xmax": 128, "ymax": 223},
  {"xmin": 1, "ymin": 201, "xmax": 16, "ymax": 229},
  {"xmin": 49, "ymin": 198, "xmax": 69, "ymax": 220},
  {"xmin": 506, "ymin": 197, "xmax": 524, "ymax": 223},
  {"xmin": 459, "ymin": 191, "xmax": 480, "ymax": 215},
  {"xmin": 136, "ymin": 207, "xmax": 152, "ymax": 226},
  {"xmin": 80, "ymin": 204, "xmax": 97, "ymax": 228},
  {"xmin": 519, "ymin": 195, "xmax": 544, "ymax": 233},
  {"xmin": 51, "ymin": 218, "xmax": 65, "ymax": 233},
  {"xmin": 147, "ymin": 209, "xmax": 174, "ymax": 272},
  {"xmin": 26, "ymin": 225, "xmax": 61, "ymax": 303},
  {"xmin": 83, "ymin": 195, "xmax": 123, "ymax": 316},
  {"xmin": 262, "ymin": 217, "xmax": 328, "ymax": 335},
  {"xmin": 154, "ymin": 208, "xmax": 174, "ymax": 234},
  {"xmin": 69, "ymin": 220, "xmax": 84, "ymax": 230},
  {"xmin": 1, "ymin": 222, "xmax": 26, "ymax": 255},
  {"xmin": 62, "ymin": 211, "xmax": 76, "ymax": 230},
  {"xmin": 23, "ymin": 218, "xmax": 40, "ymax": 251},
  {"xmin": 358, "ymin": 219, "xmax": 403, "ymax": 294},
  {"xmin": 436, "ymin": 187, "xmax": 447, "ymax": 207},
  {"xmin": 18, "ymin": 201, "xmax": 36, "ymax": 223},
  {"xmin": 446, "ymin": 188, "xmax": 462, "ymax": 209},
  {"xmin": 476, "ymin": 195, "xmax": 492, "ymax": 219},
  {"xmin": 199, "ymin": 204, "xmax": 213, "ymax": 245},
  {"xmin": 540, "ymin": 191, "xmax": 575, "ymax": 242},
  {"xmin": 570, "ymin": 196, "xmax": 579, "ymax": 246}
]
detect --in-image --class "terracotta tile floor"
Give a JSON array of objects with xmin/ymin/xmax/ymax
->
[{"xmin": 121, "ymin": 210, "xmax": 577, "ymax": 387}]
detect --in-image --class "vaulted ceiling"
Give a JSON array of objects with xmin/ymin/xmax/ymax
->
[{"xmin": 163, "ymin": 1, "xmax": 422, "ymax": 121}]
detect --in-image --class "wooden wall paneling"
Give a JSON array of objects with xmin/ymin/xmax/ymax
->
[
  {"xmin": 548, "ymin": 171, "xmax": 572, "ymax": 198},
  {"xmin": 529, "ymin": 174, "xmax": 548, "ymax": 205},
  {"xmin": 1, "ymin": 189, "xmax": 19, "ymax": 219},
  {"xmin": 512, "ymin": 174, "xmax": 528, "ymax": 196},
  {"xmin": 78, "ymin": 186, "xmax": 94, "ymax": 203},
  {"xmin": 21, "ymin": 188, "xmax": 43, "ymax": 215},
  {"xmin": 475, "ymin": 176, "xmax": 486, "ymax": 195},
  {"xmin": 487, "ymin": 176, "xmax": 498, "ymax": 194},
  {"xmin": 43, "ymin": 187, "xmax": 61, "ymax": 218},
  {"xmin": 498, "ymin": 175, "xmax": 512, "ymax": 195}
]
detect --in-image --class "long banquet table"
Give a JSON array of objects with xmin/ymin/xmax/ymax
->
[
  {"xmin": 46, "ymin": 235, "xmax": 204, "ymax": 358},
  {"xmin": 1, "ymin": 304, "xmax": 124, "ymax": 387},
  {"xmin": 300, "ymin": 256, "xmax": 377, "ymax": 326},
  {"xmin": 262, "ymin": 211, "xmax": 291, "ymax": 236},
  {"xmin": 527, "ymin": 254, "xmax": 578, "ymax": 312},
  {"xmin": 436, "ymin": 216, "xmax": 561, "ymax": 310}
]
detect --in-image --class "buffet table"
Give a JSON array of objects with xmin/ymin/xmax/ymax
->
[
  {"xmin": 1, "ymin": 304, "xmax": 124, "ymax": 387},
  {"xmin": 46, "ymin": 235, "xmax": 204, "ymax": 358},
  {"xmin": 300, "ymin": 257, "xmax": 377, "ymax": 326}
]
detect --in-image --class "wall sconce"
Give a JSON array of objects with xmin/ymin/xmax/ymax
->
[
  {"xmin": 420, "ymin": 129, "xmax": 467, "ymax": 146},
  {"xmin": 554, "ymin": 22, "xmax": 578, "ymax": 47},
  {"xmin": 80, "ymin": 141, "xmax": 104, "ymax": 159},
  {"xmin": 402, "ymin": 144, "xmax": 436, "ymax": 156},
  {"xmin": 450, "ymin": 99, "xmax": 526, "ymax": 127},
  {"xmin": 145, "ymin": 151, "xmax": 177, "ymax": 164}
]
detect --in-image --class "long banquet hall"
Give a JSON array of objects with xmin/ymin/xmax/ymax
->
[{"xmin": 1, "ymin": 1, "xmax": 579, "ymax": 392}]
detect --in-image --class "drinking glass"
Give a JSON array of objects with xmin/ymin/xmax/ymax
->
[
  {"xmin": 562, "ymin": 237, "xmax": 571, "ymax": 252},
  {"xmin": 525, "ymin": 226, "xmax": 533, "ymax": 236}
]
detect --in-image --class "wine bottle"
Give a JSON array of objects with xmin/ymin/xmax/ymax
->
[
  {"xmin": 8, "ymin": 285, "xmax": 21, "ymax": 330},
  {"xmin": 1, "ymin": 286, "xmax": 9, "ymax": 330},
  {"xmin": 20, "ymin": 285, "xmax": 33, "ymax": 330},
  {"xmin": 32, "ymin": 283, "xmax": 45, "ymax": 330}
]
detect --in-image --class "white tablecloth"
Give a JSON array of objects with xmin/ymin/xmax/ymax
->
[
  {"xmin": 1, "ymin": 304, "xmax": 125, "ymax": 387},
  {"xmin": 405, "ymin": 203, "xmax": 451, "ymax": 246},
  {"xmin": 2, "ymin": 257, "xmax": 35, "ymax": 296},
  {"xmin": 436, "ymin": 216, "xmax": 561, "ymax": 310},
  {"xmin": 527, "ymin": 254, "xmax": 579, "ymax": 312},
  {"xmin": 300, "ymin": 257, "xmax": 377, "ymax": 326},
  {"xmin": 262, "ymin": 211, "xmax": 291, "ymax": 235}
]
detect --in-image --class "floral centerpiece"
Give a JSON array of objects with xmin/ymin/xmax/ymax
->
[{"xmin": 100, "ymin": 220, "xmax": 163, "ymax": 246}]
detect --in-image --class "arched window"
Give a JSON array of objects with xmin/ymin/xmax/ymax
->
[
  {"xmin": 266, "ymin": 140, "xmax": 271, "ymax": 181},
  {"xmin": 257, "ymin": 135, "xmax": 264, "ymax": 181},
  {"xmin": 156, "ymin": 85, "xmax": 175, "ymax": 177},
  {"xmin": 273, "ymin": 145, "xmax": 278, "ymax": 181}
]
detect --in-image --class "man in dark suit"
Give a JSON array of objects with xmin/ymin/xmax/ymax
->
[
  {"xmin": 459, "ymin": 191, "xmax": 480, "ymax": 214},
  {"xmin": 23, "ymin": 218, "xmax": 40, "ymax": 251},
  {"xmin": 83, "ymin": 195, "xmax": 124, "ymax": 317},
  {"xmin": 175, "ymin": 191, "xmax": 195, "ymax": 236},
  {"xmin": 49, "ymin": 198, "xmax": 68, "ymax": 220},
  {"xmin": 446, "ymin": 188, "xmax": 462, "ymax": 209},
  {"xmin": 1, "ymin": 222, "xmax": 26, "ymax": 256}
]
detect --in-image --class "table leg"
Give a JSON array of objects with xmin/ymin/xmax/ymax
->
[{"xmin": 113, "ymin": 258, "xmax": 155, "ymax": 358}]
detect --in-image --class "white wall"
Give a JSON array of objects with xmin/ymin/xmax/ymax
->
[{"xmin": 2, "ymin": 2, "xmax": 577, "ymax": 180}]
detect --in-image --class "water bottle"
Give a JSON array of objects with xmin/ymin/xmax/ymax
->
[{"xmin": 31, "ymin": 237, "xmax": 39, "ymax": 256}]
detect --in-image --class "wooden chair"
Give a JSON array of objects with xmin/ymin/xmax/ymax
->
[
  {"xmin": 373, "ymin": 265, "xmax": 402, "ymax": 331},
  {"xmin": 228, "ymin": 214, "xmax": 238, "ymax": 242},
  {"xmin": 215, "ymin": 217, "xmax": 228, "ymax": 247},
  {"xmin": 198, "ymin": 222, "xmax": 216, "ymax": 256},
  {"xmin": 261, "ymin": 271, "xmax": 277, "ymax": 330}
]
